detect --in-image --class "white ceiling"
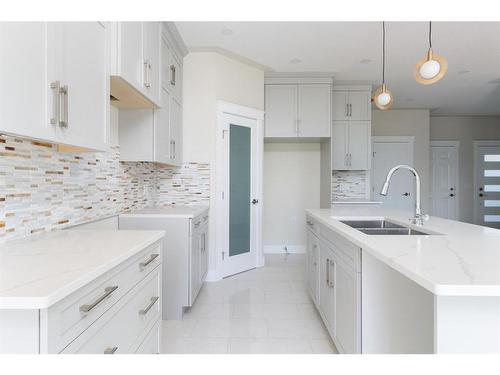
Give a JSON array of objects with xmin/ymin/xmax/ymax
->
[{"xmin": 176, "ymin": 22, "xmax": 500, "ymax": 115}]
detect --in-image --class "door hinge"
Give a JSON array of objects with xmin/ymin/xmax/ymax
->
[{"xmin": 221, "ymin": 191, "xmax": 225, "ymax": 200}]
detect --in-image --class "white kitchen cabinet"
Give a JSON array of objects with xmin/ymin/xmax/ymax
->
[
  {"xmin": 110, "ymin": 22, "xmax": 161, "ymax": 107},
  {"xmin": 332, "ymin": 88, "xmax": 371, "ymax": 121},
  {"xmin": 265, "ymin": 85, "xmax": 297, "ymax": 137},
  {"xmin": 265, "ymin": 84, "xmax": 331, "ymax": 138},
  {"xmin": 305, "ymin": 215, "xmax": 361, "ymax": 354},
  {"xmin": 306, "ymin": 229, "xmax": 320, "ymax": 305},
  {"xmin": 119, "ymin": 207, "xmax": 210, "ymax": 320},
  {"xmin": 119, "ymin": 87, "xmax": 182, "ymax": 165},
  {"xmin": 332, "ymin": 121, "xmax": 371, "ymax": 170},
  {"xmin": 319, "ymin": 243, "xmax": 336, "ymax": 331},
  {"xmin": 0, "ymin": 22, "xmax": 109, "ymax": 151}
]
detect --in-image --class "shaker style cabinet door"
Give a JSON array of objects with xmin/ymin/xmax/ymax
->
[
  {"xmin": 331, "ymin": 121, "xmax": 349, "ymax": 170},
  {"xmin": 154, "ymin": 88, "xmax": 171, "ymax": 164},
  {"xmin": 297, "ymin": 84, "xmax": 331, "ymax": 138},
  {"xmin": 348, "ymin": 121, "xmax": 370, "ymax": 170},
  {"xmin": 142, "ymin": 22, "xmax": 161, "ymax": 106},
  {"xmin": 169, "ymin": 97, "xmax": 182, "ymax": 166},
  {"xmin": 56, "ymin": 22, "xmax": 108, "ymax": 150},
  {"xmin": 264, "ymin": 85, "xmax": 297, "ymax": 137},
  {"xmin": 332, "ymin": 91, "xmax": 349, "ymax": 121},
  {"xmin": 0, "ymin": 22, "xmax": 53, "ymax": 141},
  {"xmin": 117, "ymin": 22, "xmax": 144, "ymax": 94},
  {"xmin": 348, "ymin": 91, "xmax": 371, "ymax": 121}
]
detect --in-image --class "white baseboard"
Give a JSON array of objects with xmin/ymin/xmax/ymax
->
[{"xmin": 264, "ymin": 245, "xmax": 306, "ymax": 254}]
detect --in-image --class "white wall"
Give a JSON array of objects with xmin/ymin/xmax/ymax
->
[
  {"xmin": 263, "ymin": 142, "xmax": 321, "ymax": 253},
  {"xmin": 372, "ymin": 110, "xmax": 431, "ymax": 210},
  {"xmin": 430, "ymin": 116, "xmax": 500, "ymax": 223},
  {"xmin": 182, "ymin": 51, "xmax": 264, "ymax": 278}
]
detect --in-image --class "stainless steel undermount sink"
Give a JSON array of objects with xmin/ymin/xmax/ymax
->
[{"xmin": 339, "ymin": 220, "xmax": 432, "ymax": 236}]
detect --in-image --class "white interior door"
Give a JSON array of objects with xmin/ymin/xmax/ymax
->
[
  {"xmin": 371, "ymin": 137, "xmax": 414, "ymax": 210},
  {"xmin": 430, "ymin": 142, "xmax": 459, "ymax": 220},
  {"xmin": 474, "ymin": 142, "xmax": 500, "ymax": 228},
  {"xmin": 218, "ymin": 104, "xmax": 263, "ymax": 278}
]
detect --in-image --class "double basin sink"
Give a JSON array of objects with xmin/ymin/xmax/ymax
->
[{"xmin": 339, "ymin": 220, "xmax": 432, "ymax": 236}]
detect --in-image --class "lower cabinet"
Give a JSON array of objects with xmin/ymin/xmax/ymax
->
[
  {"xmin": 190, "ymin": 216, "xmax": 209, "ymax": 305},
  {"xmin": 306, "ymin": 215, "xmax": 361, "ymax": 353}
]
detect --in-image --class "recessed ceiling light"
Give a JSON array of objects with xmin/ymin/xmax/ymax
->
[
  {"xmin": 458, "ymin": 70, "xmax": 470, "ymax": 75},
  {"xmin": 290, "ymin": 58, "xmax": 301, "ymax": 64},
  {"xmin": 360, "ymin": 59, "xmax": 372, "ymax": 64},
  {"xmin": 221, "ymin": 29, "xmax": 233, "ymax": 36}
]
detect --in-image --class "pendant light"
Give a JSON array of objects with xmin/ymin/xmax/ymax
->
[
  {"xmin": 415, "ymin": 21, "xmax": 448, "ymax": 84},
  {"xmin": 373, "ymin": 21, "xmax": 393, "ymax": 110}
]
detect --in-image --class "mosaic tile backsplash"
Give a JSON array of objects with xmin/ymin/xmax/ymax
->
[
  {"xmin": 331, "ymin": 170, "xmax": 368, "ymax": 201},
  {"xmin": 0, "ymin": 134, "xmax": 210, "ymax": 242}
]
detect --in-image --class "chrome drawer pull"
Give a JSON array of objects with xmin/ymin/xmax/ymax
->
[
  {"xmin": 80, "ymin": 286, "xmax": 118, "ymax": 313},
  {"xmin": 104, "ymin": 346, "xmax": 118, "ymax": 354},
  {"xmin": 139, "ymin": 296, "xmax": 159, "ymax": 316},
  {"xmin": 139, "ymin": 253, "xmax": 159, "ymax": 270}
]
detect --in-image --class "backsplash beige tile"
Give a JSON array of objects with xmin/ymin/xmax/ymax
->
[
  {"xmin": 0, "ymin": 134, "xmax": 210, "ymax": 242},
  {"xmin": 331, "ymin": 170, "xmax": 368, "ymax": 201}
]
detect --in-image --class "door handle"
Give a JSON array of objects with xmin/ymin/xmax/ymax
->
[
  {"xmin": 59, "ymin": 85, "xmax": 68, "ymax": 128},
  {"xmin": 326, "ymin": 258, "xmax": 330, "ymax": 286},
  {"xmin": 252, "ymin": 199, "xmax": 259, "ymax": 205},
  {"xmin": 50, "ymin": 81, "xmax": 60, "ymax": 125}
]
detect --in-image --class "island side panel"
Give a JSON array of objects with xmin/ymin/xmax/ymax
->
[
  {"xmin": 434, "ymin": 296, "xmax": 500, "ymax": 353},
  {"xmin": 0, "ymin": 309, "xmax": 40, "ymax": 353},
  {"xmin": 361, "ymin": 251, "xmax": 434, "ymax": 353}
]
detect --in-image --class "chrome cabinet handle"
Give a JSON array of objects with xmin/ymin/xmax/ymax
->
[
  {"xmin": 59, "ymin": 85, "xmax": 68, "ymax": 128},
  {"xmin": 170, "ymin": 64, "xmax": 176, "ymax": 86},
  {"xmin": 326, "ymin": 258, "xmax": 330, "ymax": 286},
  {"xmin": 104, "ymin": 347, "xmax": 118, "ymax": 354},
  {"xmin": 50, "ymin": 81, "xmax": 60, "ymax": 125},
  {"xmin": 139, "ymin": 296, "xmax": 159, "ymax": 315},
  {"xmin": 139, "ymin": 253, "xmax": 159, "ymax": 270},
  {"xmin": 80, "ymin": 286, "xmax": 118, "ymax": 313},
  {"xmin": 144, "ymin": 60, "xmax": 151, "ymax": 88},
  {"xmin": 172, "ymin": 140, "xmax": 176, "ymax": 159},
  {"xmin": 169, "ymin": 140, "xmax": 174, "ymax": 160},
  {"xmin": 349, "ymin": 103, "xmax": 352, "ymax": 117}
]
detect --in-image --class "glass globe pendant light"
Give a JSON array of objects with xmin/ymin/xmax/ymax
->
[
  {"xmin": 373, "ymin": 21, "xmax": 394, "ymax": 110},
  {"xmin": 415, "ymin": 21, "xmax": 448, "ymax": 84}
]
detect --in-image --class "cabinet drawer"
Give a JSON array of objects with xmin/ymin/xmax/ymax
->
[
  {"xmin": 135, "ymin": 318, "xmax": 161, "ymax": 354},
  {"xmin": 319, "ymin": 225, "xmax": 360, "ymax": 272},
  {"xmin": 61, "ymin": 266, "xmax": 161, "ymax": 354},
  {"xmin": 45, "ymin": 241, "xmax": 161, "ymax": 353},
  {"xmin": 306, "ymin": 216, "xmax": 321, "ymax": 237}
]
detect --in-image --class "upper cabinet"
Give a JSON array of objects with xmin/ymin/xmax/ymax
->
[
  {"xmin": 0, "ymin": 22, "xmax": 109, "ymax": 151},
  {"xmin": 110, "ymin": 22, "xmax": 161, "ymax": 108},
  {"xmin": 332, "ymin": 88, "xmax": 371, "ymax": 121},
  {"xmin": 118, "ymin": 24, "xmax": 184, "ymax": 166},
  {"xmin": 265, "ymin": 84, "xmax": 331, "ymax": 138},
  {"xmin": 332, "ymin": 86, "xmax": 372, "ymax": 170}
]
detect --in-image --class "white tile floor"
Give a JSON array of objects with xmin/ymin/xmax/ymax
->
[{"xmin": 161, "ymin": 254, "xmax": 337, "ymax": 354}]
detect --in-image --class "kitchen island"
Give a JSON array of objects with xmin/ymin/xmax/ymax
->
[{"xmin": 305, "ymin": 206, "xmax": 500, "ymax": 353}]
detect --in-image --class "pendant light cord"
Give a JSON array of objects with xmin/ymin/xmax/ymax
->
[
  {"xmin": 382, "ymin": 21, "xmax": 386, "ymax": 84},
  {"xmin": 429, "ymin": 21, "xmax": 432, "ymax": 48}
]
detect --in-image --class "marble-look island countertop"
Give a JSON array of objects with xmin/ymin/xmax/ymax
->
[
  {"xmin": 120, "ymin": 205, "xmax": 209, "ymax": 219},
  {"xmin": 306, "ymin": 207, "xmax": 500, "ymax": 297},
  {"xmin": 0, "ymin": 229, "xmax": 165, "ymax": 309}
]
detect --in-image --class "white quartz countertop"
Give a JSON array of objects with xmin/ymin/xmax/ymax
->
[
  {"xmin": 0, "ymin": 230, "xmax": 165, "ymax": 309},
  {"xmin": 306, "ymin": 207, "xmax": 500, "ymax": 297},
  {"xmin": 120, "ymin": 205, "xmax": 209, "ymax": 219}
]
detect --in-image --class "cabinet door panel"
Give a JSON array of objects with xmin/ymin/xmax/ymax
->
[
  {"xmin": 298, "ymin": 85, "xmax": 331, "ymax": 137},
  {"xmin": 169, "ymin": 97, "xmax": 182, "ymax": 165},
  {"xmin": 333, "ymin": 256, "xmax": 360, "ymax": 354},
  {"xmin": 264, "ymin": 85, "xmax": 297, "ymax": 137},
  {"xmin": 119, "ymin": 22, "xmax": 143, "ymax": 92},
  {"xmin": 332, "ymin": 121, "xmax": 349, "ymax": 170},
  {"xmin": 332, "ymin": 91, "xmax": 349, "ymax": 121},
  {"xmin": 143, "ymin": 22, "xmax": 161, "ymax": 106},
  {"xmin": 307, "ymin": 231, "xmax": 320, "ymax": 304},
  {"xmin": 161, "ymin": 36, "xmax": 171, "ymax": 91},
  {"xmin": 348, "ymin": 121, "xmax": 370, "ymax": 170},
  {"xmin": 155, "ymin": 88, "xmax": 171, "ymax": 163},
  {"xmin": 189, "ymin": 229, "xmax": 201, "ymax": 306},
  {"xmin": 0, "ymin": 22, "xmax": 51, "ymax": 140},
  {"xmin": 59, "ymin": 22, "xmax": 108, "ymax": 150},
  {"xmin": 319, "ymin": 245, "xmax": 335, "ymax": 329},
  {"xmin": 348, "ymin": 91, "xmax": 371, "ymax": 121}
]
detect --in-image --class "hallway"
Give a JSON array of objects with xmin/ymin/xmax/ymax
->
[{"xmin": 161, "ymin": 254, "xmax": 336, "ymax": 354}]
